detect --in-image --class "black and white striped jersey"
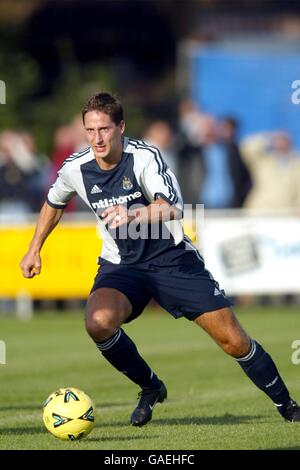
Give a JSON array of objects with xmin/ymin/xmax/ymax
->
[{"xmin": 47, "ymin": 137, "xmax": 184, "ymax": 264}]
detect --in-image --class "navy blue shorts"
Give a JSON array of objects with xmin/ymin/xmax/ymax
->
[{"xmin": 90, "ymin": 242, "xmax": 232, "ymax": 323}]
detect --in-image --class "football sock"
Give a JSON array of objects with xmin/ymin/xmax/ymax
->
[
  {"xmin": 95, "ymin": 328, "xmax": 161, "ymax": 390},
  {"xmin": 236, "ymin": 339, "xmax": 290, "ymax": 406}
]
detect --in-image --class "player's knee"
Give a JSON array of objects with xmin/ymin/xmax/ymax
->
[
  {"xmin": 85, "ymin": 310, "xmax": 120, "ymax": 341},
  {"xmin": 221, "ymin": 336, "xmax": 250, "ymax": 358}
]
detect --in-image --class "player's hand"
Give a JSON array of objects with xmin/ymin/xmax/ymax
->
[
  {"xmin": 101, "ymin": 205, "xmax": 135, "ymax": 229},
  {"xmin": 20, "ymin": 251, "xmax": 42, "ymax": 278}
]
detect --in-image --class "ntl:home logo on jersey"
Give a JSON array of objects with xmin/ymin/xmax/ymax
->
[{"xmin": 0, "ymin": 80, "xmax": 6, "ymax": 104}]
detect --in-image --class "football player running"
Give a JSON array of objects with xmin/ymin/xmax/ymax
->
[{"xmin": 21, "ymin": 93, "xmax": 300, "ymax": 426}]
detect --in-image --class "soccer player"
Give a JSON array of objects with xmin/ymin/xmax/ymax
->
[{"xmin": 20, "ymin": 92, "xmax": 300, "ymax": 426}]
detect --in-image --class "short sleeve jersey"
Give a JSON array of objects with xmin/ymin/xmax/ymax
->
[{"xmin": 47, "ymin": 137, "xmax": 184, "ymax": 264}]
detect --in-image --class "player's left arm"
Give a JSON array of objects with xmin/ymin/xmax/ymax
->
[
  {"xmin": 101, "ymin": 198, "xmax": 180, "ymax": 229},
  {"xmin": 102, "ymin": 147, "xmax": 183, "ymax": 229},
  {"xmin": 132, "ymin": 197, "xmax": 182, "ymax": 223}
]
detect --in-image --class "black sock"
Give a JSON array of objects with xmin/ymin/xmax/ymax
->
[
  {"xmin": 95, "ymin": 329, "xmax": 161, "ymax": 390},
  {"xmin": 237, "ymin": 339, "xmax": 290, "ymax": 406}
]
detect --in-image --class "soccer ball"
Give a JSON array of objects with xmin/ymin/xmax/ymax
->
[{"xmin": 42, "ymin": 387, "xmax": 95, "ymax": 441}]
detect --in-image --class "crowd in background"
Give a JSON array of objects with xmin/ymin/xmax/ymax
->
[{"xmin": 1, "ymin": 98, "xmax": 300, "ymax": 217}]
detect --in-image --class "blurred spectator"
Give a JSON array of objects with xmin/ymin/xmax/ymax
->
[
  {"xmin": 70, "ymin": 114, "xmax": 89, "ymax": 153},
  {"xmin": 198, "ymin": 117, "xmax": 251, "ymax": 209},
  {"xmin": 241, "ymin": 132, "xmax": 300, "ymax": 210},
  {"xmin": 177, "ymin": 99, "xmax": 208, "ymax": 204},
  {"xmin": 198, "ymin": 117, "xmax": 233, "ymax": 208},
  {"xmin": 49, "ymin": 117, "xmax": 88, "ymax": 212},
  {"xmin": 50, "ymin": 125, "xmax": 75, "ymax": 176},
  {"xmin": 178, "ymin": 99, "xmax": 209, "ymax": 147},
  {"xmin": 0, "ymin": 130, "xmax": 47, "ymax": 216},
  {"xmin": 50, "ymin": 116, "xmax": 88, "ymax": 177},
  {"xmin": 142, "ymin": 120, "xmax": 178, "ymax": 175},
  {"xmin": 217, "ymin": 117, "xmax": 252, "ymax": 208}
]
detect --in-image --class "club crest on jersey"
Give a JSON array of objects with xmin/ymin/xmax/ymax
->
[{"xmin": 122, "ymin": 176, "xmax": 133, "ymax": 190}]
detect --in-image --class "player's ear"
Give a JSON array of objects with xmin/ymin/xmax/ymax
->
[{"xmin": 119, "ymin": 120, "xmax": 125, "ymax": 135}]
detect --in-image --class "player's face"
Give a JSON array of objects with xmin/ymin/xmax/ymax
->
[{"xmin": 84, "ymin": 111, "xmax": 125, "ymax": 165}]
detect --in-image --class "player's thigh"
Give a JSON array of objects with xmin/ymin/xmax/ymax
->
[
  {"xmin": 86, "ymin": 287, "xmax": 132, "ymax": 332},
  {"xmin": 195, "ymin": 307, "xmax": 250, "ymax": 357}
]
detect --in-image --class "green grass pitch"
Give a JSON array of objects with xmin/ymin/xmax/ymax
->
[{"xmin": 0, "ymin": 306, "xmax": 300, "ymax": 450}]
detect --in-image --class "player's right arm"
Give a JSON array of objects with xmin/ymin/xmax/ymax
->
[
  {"xmin": 20, "ymin": 161, "xmax": 76, "ymax": 278},
  {"xmin": 20, "ymin": 202, "xmax": 64, "ymax": 278}
]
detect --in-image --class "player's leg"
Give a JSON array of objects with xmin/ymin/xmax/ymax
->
[
  {"xmin": 147, "ymin": 240, "xmax": 300, "ymax": 422},
  {"xmin": 86, "ymin": 287, "xmax": 131, "ymax": 341},
  {"xmin": 86, "ymin": 287, "xmax": 162, "ymax": 389},
  {"xmin": 195, "ymin": 307, "xmax": 300, "ymax": 421},
  {"xmin": 152, "ymin": 238, "xmax": 300, "ymax": 421},
  {"xmin": 194, "ymin": 306, "xmax": 250, "ymax": 357},
  {"xmin": 85, "ymin": 286, "xmax": 166, "ymax": 426}
]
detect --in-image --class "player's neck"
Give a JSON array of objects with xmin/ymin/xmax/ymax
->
[{"xmin": 95, "ymin": 153, "xmax": 122, "ymax": 171}]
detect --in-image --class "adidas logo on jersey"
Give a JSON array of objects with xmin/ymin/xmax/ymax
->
[{"xmin": 91, "ymin": 185, "xmax": 102, "ymax": 194}]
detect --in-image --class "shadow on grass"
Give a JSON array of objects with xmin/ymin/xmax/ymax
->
[
  {"xmin": 94, "ymin": 413, "xmax": 267, "ymax": 428},
  {"xmin": 0, "ymin": 404, "xmax": 40, "ymax": 411},
  {"xmin": 152, "ymin": 414, "xmax": 267, "ymax": 426},
  {"xmin": 3, "ymin": 427, "xmax": 158, "ymax": 445},
  {"xmin": 5, "ymin": 427, "xmax": 44, "ymax": 435},
  {"xmin": 2, "ymin": 414, "xmax": 267, "ymax": 436},
  {"xmin": 95, "ymin": 402, "xmax": 133, "ymax": 409},
  {"xmin": 87, "ymin": 435, "xmax": 159, "ymax": 443}
]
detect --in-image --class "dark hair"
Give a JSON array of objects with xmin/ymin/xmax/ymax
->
[{"xmin": 82, "ymin": 92, "xmax": 124, "ymax": 124}]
